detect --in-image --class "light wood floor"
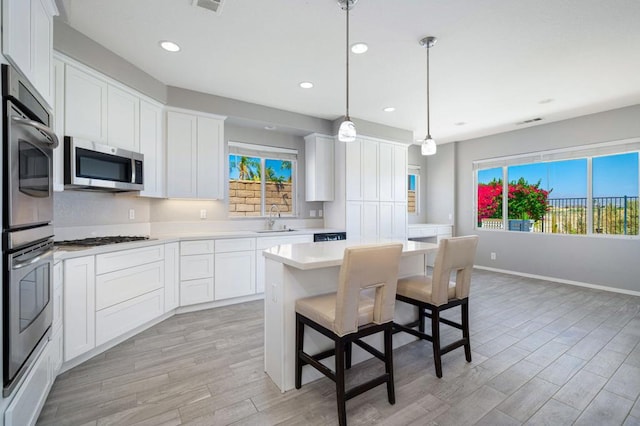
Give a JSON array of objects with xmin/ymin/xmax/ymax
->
[{"xmin": 37, "ymin": 269, "xmax": 640, "ymax": 425}]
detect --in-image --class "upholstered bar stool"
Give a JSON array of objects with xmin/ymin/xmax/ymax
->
[
  {"xmin": 394, "ymin": 235, "xmax": 479, "ymax": 378},
  {"xmin": 295, "ymin": 243, "xmax": 403, "ymax": 426}
]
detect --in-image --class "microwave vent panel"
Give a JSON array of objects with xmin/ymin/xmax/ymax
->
[{"xmin": 192, "ymin": 0, "xmax": 224, "ymax": 15}]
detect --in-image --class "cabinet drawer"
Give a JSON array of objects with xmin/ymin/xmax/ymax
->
[
  {"xmin": 215, "ymin": 238, "xmax": 256, "ymax": 253},
  {"xmin": 96, "ymin": 244, "xmax": 164, "ymax": 275},
  {"xmin": 96, "ymin": 289, "xmax": 164, "ymax": 346},
  {"xmin": 96, "ymin": 261, "xmax": 164, "ymax": 310},
  {"xmin": 408, "ymin": 226, "xmax": 437, "ymax": 238},
  {"xmin": 180, "ymin": 278, "xmax": 214, "ymax": 306},
  {"xmin": 180, "ymin": 254, "xmax": 214, "ymax": 280},
  {"xmin": 181, "ymin": 240, "xmax": 214, "ymax": 255},
  {"xmin": 438, "ymin": 226, "xmax": 453, "ymax": 235}
]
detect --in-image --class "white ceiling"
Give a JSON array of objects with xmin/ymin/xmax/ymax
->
[{"xmin": 60, "ymin": 0, "xmax": 640, "ymax": 144}]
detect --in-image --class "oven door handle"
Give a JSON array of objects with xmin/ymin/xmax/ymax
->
[
  {"xmin": 11, "ymin": 116, "xmax": 59, "ymax": 149},
  {"xmin": 12, "ymin": 248, "xmax": 54, "ymax": 270}
]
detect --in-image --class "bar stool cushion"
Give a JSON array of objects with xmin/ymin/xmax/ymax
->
[
  {"xmin": 295, "ymin": 293, "xmax": 375, "ymax": 334},
  {"xmin": 397, "ymin": 275, "xmax": 456, "ymax": 306}
]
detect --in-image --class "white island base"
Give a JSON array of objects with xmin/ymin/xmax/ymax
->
[{"xmin": 263, "ymin": 239, "xmax": 438, "ymax": 392}]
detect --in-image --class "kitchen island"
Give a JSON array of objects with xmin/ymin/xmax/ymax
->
[{"xmin": 262, "ymin": 239, "xmax": 438, "ymax": 392}]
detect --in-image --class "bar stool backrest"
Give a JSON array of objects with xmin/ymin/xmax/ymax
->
[
  {"xmin": 431, "ymin": 235, "xmax": 479, "ymax": 306},
  {"xmin": 334, "ymin": 243, "xmax": 404, "ymax": 336}
]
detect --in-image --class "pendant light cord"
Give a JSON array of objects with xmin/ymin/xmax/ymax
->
[
  {"xmin": 426, "ymin": 42, "xmax": 430, "ymax": 138},
  {"xmin": 345, "ymin": 2, "xmax": 350, "ymax": 120}
]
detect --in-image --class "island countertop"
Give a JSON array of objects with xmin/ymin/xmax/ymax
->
[{"xmin": 263, "ymin": 239, "xmax": 438, "ymax": 270}]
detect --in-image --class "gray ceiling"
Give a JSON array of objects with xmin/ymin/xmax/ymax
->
[{"xmin": 59, "ymin": 0, "xmax": 640, "ymax": 144}]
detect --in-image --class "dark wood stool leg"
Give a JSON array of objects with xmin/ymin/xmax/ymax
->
[
  {"xmin": 295, "ymin": 314, "xmax": 304, "ymax": 389},
  {"xmin": 418, "ymin": 307, "xmax": 425, "ymax": 333},
  {"xmin": 345, "ymin": 341, "xmax": 352, "ymax": 369},
  {"xmin": 335, "ymin": 339, "xmax": 347, "ymax": 426},
  {"xmin": 462, "ymin": 300, "xmax": 472, "ymax": 362},
  {"xmin": 384, "ymin": 326, "xmax": 395, "ymax": 404},
  {"xmin": 431, "ymin": 307, "xmax": 442, "ymax": 378}
]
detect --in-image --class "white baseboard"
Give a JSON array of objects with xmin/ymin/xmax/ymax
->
[
  {"xmin": 474, "ymin": 265, "xmax": 640, "ymax": 297},
  {"xmin": 175, "ymin": 293, "xmax": 264, "ymax": 314}
]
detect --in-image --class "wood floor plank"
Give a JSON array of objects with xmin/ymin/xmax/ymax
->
[{"xmin": 37, "ymin": 271, "xmax": 640, "ymax": 426}]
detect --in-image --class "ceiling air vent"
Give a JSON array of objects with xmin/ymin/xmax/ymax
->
[
  {"xmin": 516, "ymin": 117, "xmax": 543, "ymax": 125},
  {"xmin": 192, "ymin": 0, "xmax": 224, "ymax": 15}
]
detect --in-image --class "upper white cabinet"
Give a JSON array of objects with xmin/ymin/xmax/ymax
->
[
  {"xmin": 65, "ymin": 64, "xmax": 108, "ymax": 143},
  {"xmin": 139, "ymin": 100, "xmax": 165, "ymax": 197},
  {"xmin": 65, "ymin": 64, "xmax": 141, "ymax": 151},
  {"xmin": 166, "ymin": 109, "xmax": 225, "ymax": 199},
  {"xmin": 304, "ymin": 134, "xmax": 334, "ymax": 201},
  {"xmin": 325, "ymin": 135, "xmax": 409, "ymax": 239},
  {"xmin": 2, "ymin": 0, "xmax": 57, "ymax": 106}
]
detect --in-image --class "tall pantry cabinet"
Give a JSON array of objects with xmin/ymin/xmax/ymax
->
[{"xmin": 324, "ymin": 136, "xmax": 408, "ymax": 239}]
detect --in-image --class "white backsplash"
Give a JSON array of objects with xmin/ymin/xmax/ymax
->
[{"xmin": 54, "ymin": 191, "xmax": 326, "ymax": 239}]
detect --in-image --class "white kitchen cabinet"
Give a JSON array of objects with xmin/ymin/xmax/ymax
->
[
  {"xmin": 166, "ymin": 109, "xmax": 225, "ymax": 199},
  {"xmin": 96, "ymin": 244, "xmax": 164, "ymax": 274},
  {"xmin": 50, "ymin": 326, "xmax": 64, "ymax": 377},
  {"xmin": 179, "ymin": 240, "xmax": 215, "ymax": 306},
  {"xmin": 52, "ymin": 57, "xmax": 66, "ymax": 192},
  {"xmin": 139, "ymin": 100, "xmax": 165, "ymax": 197},
  {"xmin": 304, "ymin": 134, "xmax": 334, "ymax": 201},
  {"xmin": 95, "ymin": 261, "xmax": 164, "ymax": 310},
  {"xmin": 214, "ymin": 238, "xmax": 256, "ymax": 300},
  {"xmin": 164, "ymin": 242, "xmax": 180, "ymax": 312},
  {"xmin": 65, "ymin": 64, "xmax": 108, "ymax": 143},
  {"xmin": 2, "ymin": 0, "xmax": 57, "ymax": 105},
  {"xmin": 3, "ymin": 339, "xmax": 52, "ymax": 426},
  {"xmin": 52, "ymin": 261, "xmax": 63, "ymax": 333},
  {"xmin": 256, "ymin": 235, "xmax": 313, "ymax": 294},
  {"xmin": 107, "ymin": 85, "xmax": 140, "ymax": 151},
  {"xmin": 326, "ymin": 136, "xmax": 409, "ymax": 240},
  {"xmin": 63, "ymin": 256, "xmax": 95, "ymax": 362}
]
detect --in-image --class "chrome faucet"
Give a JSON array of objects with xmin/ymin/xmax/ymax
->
[{"xmin": 267, "ymin": 204, "xmax": 281, "ymax": 230}]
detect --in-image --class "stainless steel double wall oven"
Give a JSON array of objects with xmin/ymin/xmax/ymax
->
[{"xmin": 2, "ymin": 64, "xmax": 58, "ymax": 395}]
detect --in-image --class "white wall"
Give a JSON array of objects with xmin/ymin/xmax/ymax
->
[{"xmin": 453, "ymin": 104, "xmax": 640, "ymax": 293}]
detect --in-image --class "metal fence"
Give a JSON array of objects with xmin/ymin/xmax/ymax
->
[{"xmin": 540, "ymin": 196, "xmax": 639, "ymax": 235}]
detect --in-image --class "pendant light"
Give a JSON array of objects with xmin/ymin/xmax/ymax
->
[
  {"xmin": 338, "ymin": 0, "xmax": 357, "ymax": 142},
  {"xmin": 418, "ymin": 36, "xmax": 437, "ymax": 156}
]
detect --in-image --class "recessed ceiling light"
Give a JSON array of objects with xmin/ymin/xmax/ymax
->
[
  {"xmin": 299, "ymin": 81, "xmax": 314, "ymax": 89},
  {"xmin": 264, "ymin": 125, "xmax": 276, "ymax": 130},
  {"xmin": 351, "ymin": 42, "xmax": 368, "ymax": 54},
  {"xmin": 159, "ymin": 40, "xmax": 181, "ymax": 52},
  {"xmin": 539, "ymin": 98, "xmax": 554, "ymax": 104},
  {"xmin": 383, "ymin": 107, "xmax": 395, "ymax": 112},
  {"xmin": 455, "ymin": 121, "xmax": 466, "ymax": 126}
]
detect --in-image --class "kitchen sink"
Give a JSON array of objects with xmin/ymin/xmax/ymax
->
[{"xmin": 254, "ymin": 229, "xmax": 297, "ymax": 233}]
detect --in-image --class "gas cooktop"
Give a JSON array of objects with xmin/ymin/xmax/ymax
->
[{"xmin": 54, "ymin": 236, "xmax": 151, "ymax": 247}]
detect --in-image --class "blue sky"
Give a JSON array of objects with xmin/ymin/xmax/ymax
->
[
  {"xmin": 478, "ymin": 152, "xmax": 639, "ymax": 198},
  {"xmin": 229, "ymin": 155, "xmax": 292, "ymax": 180}
]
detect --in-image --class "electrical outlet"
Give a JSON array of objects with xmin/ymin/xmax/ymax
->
[
  {"xmin": 309, "ymin": 210, "xmax": 316, "ymax": 217},
  {"xmin": 319, "ymin": 209, "xmax": 323, "ymax": 217},
  {"xmin": 200, "ymin": 209, "xmax": 207, "ymax": 219},
  {"xmin": 490, "ymin": 252, "xmax": 497, "ymax": 260},
  {"xmin": 128, "ymin": 209, "xmax": 135, "ymax": 220}
]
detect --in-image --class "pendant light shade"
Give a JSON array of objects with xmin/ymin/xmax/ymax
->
[
  {"xmin": 338, "ymin": 0, "xmax": 357, "ymax": 142},
  {"xmin": 418, "ymin": 36, "xmax": 437, "ymax": 156},
  {"xmin": 338, "ymin": 119, "xmax": 357, "ymax": 142}
]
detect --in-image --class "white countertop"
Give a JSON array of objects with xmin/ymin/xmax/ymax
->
[
  {"xmin": 262, "ymin": 239, "xmax": 438, "ymax": 270},
  {"xmin": 53, "ymin": 228, "xmax": 345, "ymax": 262}
]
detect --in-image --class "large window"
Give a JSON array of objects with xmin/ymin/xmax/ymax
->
[
  {"xmin": 228, "ymin": 142, "xmax": 297, "ymax": 217},
  {"xmin": 475, "ymin": 143, "xmax": 639, "ymax": 237}
]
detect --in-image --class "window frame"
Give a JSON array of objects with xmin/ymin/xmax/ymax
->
[
  {"xmin": 228, "ymin": 141, "xmax": 298, "ymax": 218},
  {"xmin": 408, "ymin": 164, "xmax": 420, "ymax": 216},
  {"xmin": 473, "ymin": 138, "xmax": 640, "ymax": 239}
]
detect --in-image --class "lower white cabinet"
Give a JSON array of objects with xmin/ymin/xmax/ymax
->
[
  {"xmin": 164, "ymin": 242, "xmax": 180, "ymax": 312},
  {"xmin": 214, "ymin": 238, "xmax": 256, "ymax": 300},
  {"xmin": 180, "ymin": 240, "xmax": 215, "ymax": 306},
  {"xmin": 49, "ymin": 327, "xmax": 63, "ymax": 378},
  {"xmin": 63, "ymin": 256, "xmax": 96, "ymax": 362},
  {"xmin": 3, "ymin": 342, "xmax": 52, "ymax": 426}
]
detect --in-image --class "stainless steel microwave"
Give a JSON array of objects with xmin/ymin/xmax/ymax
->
[{"xmin": 64, "ymin": 137, "xmax": 144, "ymax": 192}]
